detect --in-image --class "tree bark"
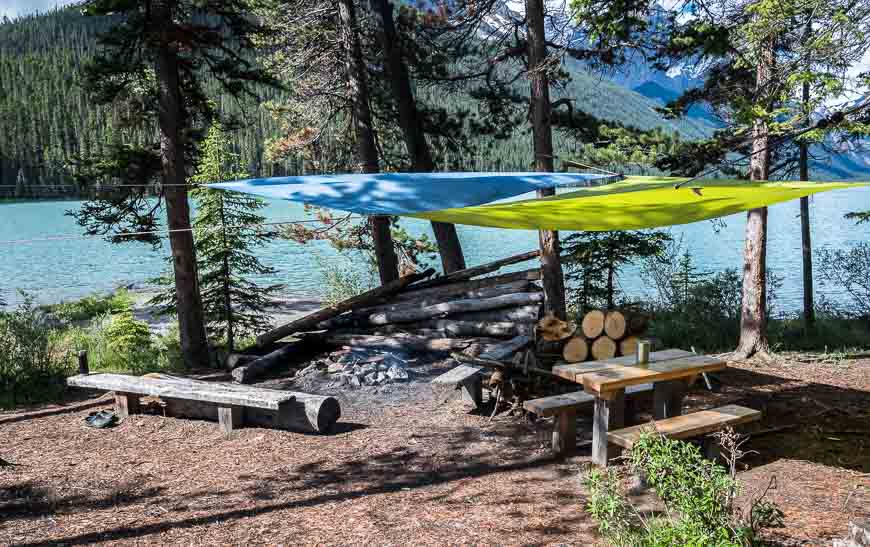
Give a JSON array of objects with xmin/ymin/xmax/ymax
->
[
  {"xmin": 735, "ymin": 40, "xmax": 773, "ymax": 358},
  {"xmin": 526, "ymin": 0, "xmax": 566, "ymax": 320},
  {"xmin": 338, "ymin": 0, "xmax": 399, "ymax": 285},
  {"xmin": 369, "ymin": 0, "xmax": 466, "ymax": 273},
  {"xmin": 153, "ymin": 0, "xmax": 209, "ymax": 368},
  {"xmin": 799, "ymin": 81, "xmax": 814, "ymax": 327}
]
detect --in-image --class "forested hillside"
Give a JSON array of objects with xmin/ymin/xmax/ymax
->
[{"xmin": 0, "ymin": 7, "xmax": 713, "ymax": 198}]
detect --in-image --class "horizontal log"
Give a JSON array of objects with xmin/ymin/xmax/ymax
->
[
  {"xmin": 256, "ymin": 269, "xmax": 434, "ymax": 347},
  {"xmin": 392, "ymin": 268, "xmax": 542, "ymax": 302},
  {"xmin": 404, "ymin": 250, "xmax": 540, "ymax": 292},
  {"xmin": 367, "ymin": 319, "xmax": 527, "ymax": 338},
  {"xmin": 154, "ymin": 387, "xmax": 340, "ymax": 433},
  {"xmin": 479, "ymin": 334, "xmax": 532, "ymax": 361},
  {"xmin": 368, "ymin": 292, "xmax": 544, "ymax": 325},
  {"xmin": 314, "ymin": 333, "xmax": 502, "ymax": 353},
  {"xmin": 450, "ymin": 305, "xmax": 542, "ymax": 324},
  {"xmin": 68, "ymin": 373, "xmax": 293, "ymax": 411},
  {"xmin": 318, "ymin": 281, "xmax": 535, "ymax": 330}
]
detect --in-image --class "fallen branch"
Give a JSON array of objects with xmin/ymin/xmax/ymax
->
[
  {"xmin": 256, "ymin": 268, "xmax": 434, "ymax": 347},
  {"xmin": 391, "ymin": 269, "xmax": 541, "ymax": 303},
  {"xmin": 404, "ymin": 250, "xmax": 540, "ymax": 292}
]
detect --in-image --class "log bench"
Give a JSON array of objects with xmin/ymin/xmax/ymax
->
[
  {"xmin": 607, "ymin": 404, "xmax": 761, "ymax": 461},
  {"xmin": 67, "ymin": 373, "xmax": 340, "ymax": 437},
  {"xmin": 523, "ymin": 384, "xmax": 653, "ymax": 456},
  {"xmin": 431, "ymin": 364, "xmax": 484, "ymax": 408}
]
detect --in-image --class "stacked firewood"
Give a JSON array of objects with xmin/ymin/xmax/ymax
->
[
  {"xmin": 559, "ymin": 309, "xmax": 649, "ymax": 363},
  {"xmin": 231, "ymin": 250, "xmax": 545, "ymax": 383}
]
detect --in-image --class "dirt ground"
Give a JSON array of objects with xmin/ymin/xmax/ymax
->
[{"xmin": 1, "ymin": 354, "xmax": 868, "ymax": 546}]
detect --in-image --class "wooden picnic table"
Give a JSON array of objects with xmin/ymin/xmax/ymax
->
[{"xmin": 552, "ymin": 349, "xmax": 728, "ymax": 466}]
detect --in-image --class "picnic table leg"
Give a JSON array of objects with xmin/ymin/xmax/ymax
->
[
  {"xmin": 460, "ymin": 375, "xmax": 483, "ymax": 408},
  {"xmin": 592, "ymin": 389, "xmax": 625, "ymax": 467},
  {"xmin": 653, "ymin": 380, "xmax": 686, "ymax": 419},
  {"xmin": 114, "ymin": 392, "xmax": 140, "ymax": 420}
]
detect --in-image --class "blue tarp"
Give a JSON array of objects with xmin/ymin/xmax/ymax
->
[{"xmin": 208, "ymin": 172, "xmax": 612, "ymax": 214}]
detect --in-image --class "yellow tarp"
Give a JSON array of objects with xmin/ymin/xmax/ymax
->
[{"xmin": 409, "ymin": 176, "xmax": 868, "ymax": 231}]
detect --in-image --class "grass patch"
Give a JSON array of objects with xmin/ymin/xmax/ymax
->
[{"xmin": 43, "ymin": 290, "xmax": 133, "ymax": 322}]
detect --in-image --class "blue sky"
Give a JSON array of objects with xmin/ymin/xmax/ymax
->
[{"xmin": 0, "ymin": 0, "xmax": 73, "ymax": 19}]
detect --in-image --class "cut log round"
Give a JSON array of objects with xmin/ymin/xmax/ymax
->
[
  {"xmin": 537, "ymin": 313, "xmax": 576, "ymax": 341},
  {"xmin": 581, "ymin": 310, "xmax": 606, "ymax": 338},
  {"xmin": 590, "ymin": 336, "xmax": 617, "ymax": 360},
  {"xmin": 277, "ymin": 392, "xmax": 341, "ymax": 433},
  {"xmin": 604, "ymin": 310, "xmax": 627, "ymax": 340},
  {"xmin": 619, "ymin": 335, "xmax": 640, "ymax": 356},
  {"xmin": 562, "ymin": 337, "xmax": 589, "ymax": 363}
]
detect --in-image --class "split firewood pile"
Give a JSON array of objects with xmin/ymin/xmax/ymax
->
[
  {"xmin": 558, "ymin": 309, "xmax": 650, "ymax": 363},
  {"xmin": 230, "ymin": 250, "xmax": 547, "ymax": 384}
]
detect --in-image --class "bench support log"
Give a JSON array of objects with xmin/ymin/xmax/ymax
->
[
  {"xmin": 114, "ymin": 392, "xmax": 140, "ymax": 420},
  {"xmin": 653, "ymin": 379, "xmax": 686, "ymax": 419},
  {"xmin": 592, "ymin": 389, "xmax": 625, "ymax": 467},
  {"xmin": 218, "ymin": 406, "xmax": 244, "ymax": 438},
  {"xmin": 553, "ymin": 409, "xmax": 577, "ymax": 456}
]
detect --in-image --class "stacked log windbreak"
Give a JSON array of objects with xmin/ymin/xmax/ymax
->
[{"xmin": 232, "ymin": 251, "xmax": 545, "ymax": 383}]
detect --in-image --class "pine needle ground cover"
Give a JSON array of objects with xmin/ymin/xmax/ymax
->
[{"xmin": 1, "ymin": 355, "xmax": 867, "ymax": 545}]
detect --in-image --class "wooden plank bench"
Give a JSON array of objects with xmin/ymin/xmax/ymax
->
[
  {"xmin": 523, "ymin": 384, "xmax": 653, "ymax": 456},
  {"xmin": 607, "ymin": 404, "xmax": 761, "ymax": 461},
  {"xmin": 67, "ymin": 373, "xmax": 340, "ymax": 436},
  {"xmin": 432, "ymin": 364, "xmax": 484, "ymax": 408}
]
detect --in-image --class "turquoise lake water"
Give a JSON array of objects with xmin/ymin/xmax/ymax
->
[{"xmin": 2, "ymin": 185, "xmax": 870, "ymax": 312}]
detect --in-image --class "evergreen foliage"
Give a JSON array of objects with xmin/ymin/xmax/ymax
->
[
  {"xmin": 151, "ymin": 123, "xmax": 282, "ymax": 350},
  {"xmin": 562, "ymin": 230, "xmax": 671, "ymax": 311},
  {"xmin": 0, "ymin": 5, "xmax": 714, "ymax": 199}
]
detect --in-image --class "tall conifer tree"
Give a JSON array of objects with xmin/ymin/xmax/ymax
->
[{"xmin": 73, "ymin": 0, "xmax": 278, "ymax": 366}]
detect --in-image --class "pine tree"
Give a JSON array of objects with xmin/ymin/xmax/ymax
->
[
  {"xmin": 563, "ymin": 230, "xmax": 672, "ymax": 311},
  {"xmin": 154, "ymin": 123, "xmax": 282, "ymax": 352},
  {"xmin": 72, "ymin": 0, "xmax": 279, "ymax": 367}
]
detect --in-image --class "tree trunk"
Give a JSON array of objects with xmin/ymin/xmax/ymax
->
[
  {"xmin": 338, "ymin": 0, "xmax": 399, "ymax": 285},
  {"xmin": 154, "ymin": 0, "xmax": 209, "ymax": 368},
  {"xmin": 369, "ymin": 0, "xmax": 466, "ymax": 273},
  {"xmin": 735, "ymin": 40, "xmax": 773, "ymax": 359},
  {"xmin": 799, "ymin": 80, "xmax": 814, "ymax": 327},
  {"xmin": 219, "ymin": 196, "xmax": 234, "ymax": 351},
  {"xmin": 526, "ymin": 0, "xmax": 566, "ymax": 320}
]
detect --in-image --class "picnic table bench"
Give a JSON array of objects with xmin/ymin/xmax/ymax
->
[
  {"xmin": 67, "ymin": 373, "xmax": 340, "ymax": 436},
  {"xmin": 549, "ymin": 349, "xmax": 759, "ymax": 465}
]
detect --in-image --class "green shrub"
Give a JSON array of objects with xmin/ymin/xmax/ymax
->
[
  {"xmin": 583, "ymin": 430, "xmax": 783, "ymax": 546},
  {"xmin": 816, "ymin": 242, "xmax": 870, "ymax": 318},
  {"xmin": 0, "ymin": 297, "xmax": 73, "ymax": 408},
  {"xmin": 317, "ymin": 254, "xmax": 376, "ymax": 306},
  {"xmin": 53, "ymin": 314, "xmax": 184, "ymax": 376}
]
